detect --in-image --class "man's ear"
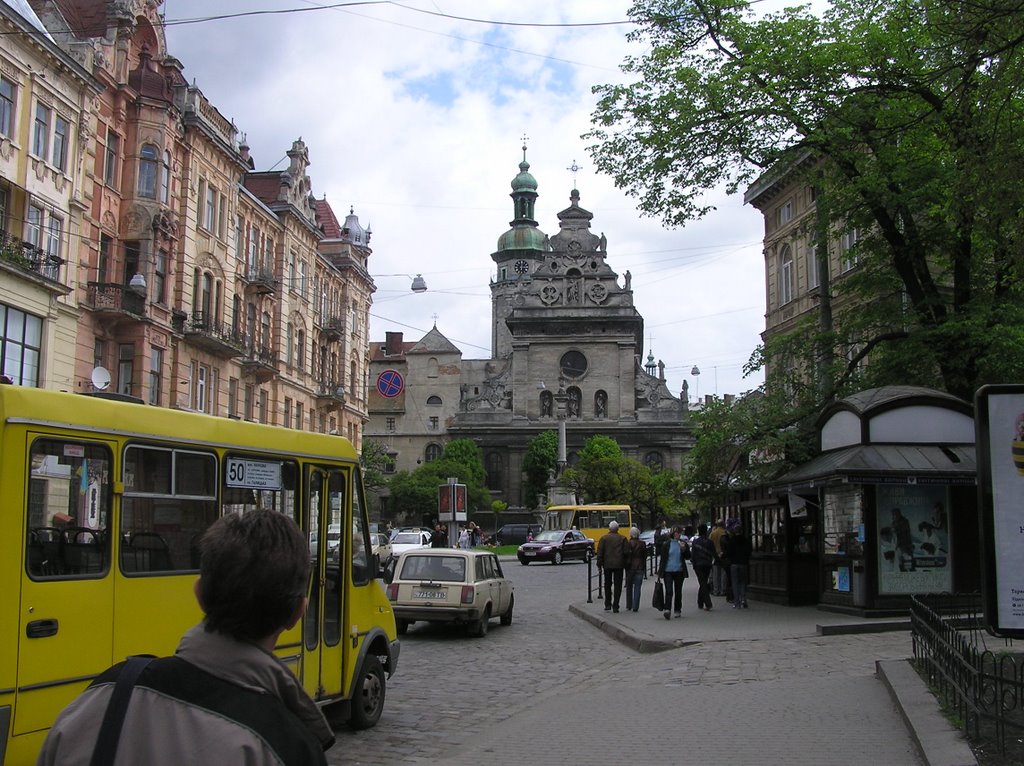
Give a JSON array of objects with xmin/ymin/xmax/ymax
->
[
  {"xmin": 193, "ymin": 577, "xmax": 205, "ymax": 610},
  {"xmin": 284, "ymin": 596, "xmax": 308, "ymax": 630}
]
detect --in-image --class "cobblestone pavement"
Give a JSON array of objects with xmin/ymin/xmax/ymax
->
[{"xmin": 327, "ymin": 561, "xmax": 921, "ymax": 765}]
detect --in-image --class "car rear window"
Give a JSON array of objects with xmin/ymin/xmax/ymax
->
[
  {"xmin": 393, "ymin": 532, "xmax": 422, "ymax": 544},
  {"xmin": 400, "ymin": 555, "xmax": 466, "ymax": 582}
]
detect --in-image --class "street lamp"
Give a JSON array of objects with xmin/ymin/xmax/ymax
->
[
  {"xmin": 691, "ymin": 365, "xmax": 701, "ymax": 401},
  {"xmin": 373, "ymin": 273, "xmax": 428, "ymax": 293}
]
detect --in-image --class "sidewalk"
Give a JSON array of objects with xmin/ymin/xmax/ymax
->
[{"xmin": 569, "ymin": 596, "xmax": 976, "ymax": 766}]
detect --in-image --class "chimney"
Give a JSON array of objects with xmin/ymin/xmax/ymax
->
[
  {"xmin": 385, "ymin": 331, "xmax": 403, "ymax": 356},
  {"xmin": 724, "ymin": 394, "xmax": 735, "ymax": 405}
]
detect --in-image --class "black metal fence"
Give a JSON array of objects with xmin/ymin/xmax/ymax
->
[
  {"xmin": 911, "ymin": 592, "xmax": 1023, "ymax": 758},
  {"xmin": 586, "ymin": 546, "xmax": 658, "ymax": 603}
]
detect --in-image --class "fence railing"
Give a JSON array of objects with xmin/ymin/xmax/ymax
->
[
  {"xmin": 911, "ymin": 592, "xmax": 1022, "ymax": 759},
  {"xmin": 586, "ymin": 544, "xmax": 658, "ymax": 603}
]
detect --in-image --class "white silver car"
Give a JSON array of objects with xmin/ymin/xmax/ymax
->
[
  {"xmin": 385, "ymin": 549, "xmax": 514, "ymax": 637},
  {"xmin": 388, "ymin": 530, "xmax": 431, "ymax": 561}
]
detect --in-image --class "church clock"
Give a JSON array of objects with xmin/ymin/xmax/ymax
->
[{"xmin": 514, "ymin": 259, "xmax": 529, "ymax": 275}]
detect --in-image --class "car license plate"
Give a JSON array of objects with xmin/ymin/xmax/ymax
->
[
  {"xmin": 524, "ymin": 551, "xmax": 536, "ymax": 556},
  {"xmin": 413, "ymin": 588, "xmax": 447, "ymax": 600}
]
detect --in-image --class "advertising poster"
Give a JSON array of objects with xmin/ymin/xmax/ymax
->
[
  {"xmin": 876, "ymin": 485, "xmax": 951, "ymax": 594},
  {"xmin": 977, "ymin": 387, "xmax": 1024, "ymax": 636}
]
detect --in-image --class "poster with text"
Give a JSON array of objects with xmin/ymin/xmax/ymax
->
[
  {"xmin": 877, "ymin": 485, "xmax": 951, "ymax": 594},
  {"xmin": 979, "ymin": 389, "xmax": 1024, "ymax": 635}
]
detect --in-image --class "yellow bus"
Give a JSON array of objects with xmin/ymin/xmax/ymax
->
[
  {"xmin": 545, "ymin": 504, "xmax": 633, "ymax": 543},
  {"xmin": 0, "ymin": 385, "xmax": 399, "ymax": 765}
]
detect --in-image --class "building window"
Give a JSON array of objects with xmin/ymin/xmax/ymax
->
[
  {"xmin": 25, "ymin": 205, "xmax": 42, "ymax": 250},
  {"xmin": 160, "ymin": 150, "xmax": 171, "ymax": 204},
  {"xmin": 425, "ymin": 443, "xmax": 442, "ymax": 463},
  {"xmin": 153, "ymin": 250, "xmax": 167, "ymax": 304},
  {"xmin": 0, "ymin": 77, "xmax": 14, "ymax": 138},
  {"xmin": 426, "ymin": 395, "xmax": 442, "ymax": 406},
  {"xmin": 32, "ymin": 103, "xmax": 50, "ymax": 158},
  {"xmin": 117, "ymin": 343, "xmax": 134, "ymax": 396},
  {"xmin": 486, "ymin": 452, "xmax": 503, "ymax": 491},
  {"xmin": 258, "ymin": 389, "xmax": 268, "ymax": 424},
  {"xmin": 218, "ymin": 194, "xmax": 227, "ymax": 239},
  {"xmin": 283, "ymin": 397, "xmax": 291, "ymax": 427},
  {"xmin": 428, "ymin": 416, "xmax": 439, "ymax": 431},
  {"xmin": 294, "ymin": 401, "xmax": 303, "ymax": 430},
  {"xmin": 806, "ymin": 240, "xmax": 821, "ymax": 290},
  {"xmin": 248, "ymin": 224, "xmax": 258, "ymax": 270},
  {"xmin": 350, "ymin": 359, "xmax": 357, "ymax": 395},
  {"xmin": 778, "ymin": 244, "xmax": 794, "ymax": 305},
  {"xmin": 286, "ymin": 323, "xmax": 294, "ymax": 365},
  {"xmin": 194, "ymin": 362, "xmax": 210, "ymax": 413},
  {"xmin": 138, "ymin": 144, "xmax": 158, "ymax": 198},
  {"xmin": 385, "ymin": 417, "xmax": 396, "ymax": 432},
  {"xmin": 296, "ymin": 329, "xmax": 305, "ymax": 370},
  {"xmin": 204, "ymin": 185, "xmax": 216, "ymax": 231},
  {"xmin": 45, "ymin": 215, "xmax": 62, "ymax": 259},
  {"xmin": 778, "ymin": 200, "xmax": 793, "ymax": 226},
  {"xmin": 148, "ymin": 348, "xmax": 162, "ymax": 406},
  {"xmin": 244, "ymin": 383, "xmax": 254, "ymax": 421},
  {"xmin": 0, "ymin": 303, "xmax": 42, "ymax": 387},
  {"xmin": 228, "ymin": 378, "xmax": 239, "ymax": 419},
  {"xmin": 52, "ymin": 115, "xmax": 69, "ymax": 172},
  {"xmin": 104, "ymin": 130, "xmax": 119, "ymax": 186},
  {"xmin": 840, "ymin": 228, "xmax": 861, "ymax": 272},
  {"xmin": 98, "ymin": 234, "xmax": 111, "ymax": 281},
  {"xmin": 299, "ymin": 260, "xmax": 307, "ymax": 298}
]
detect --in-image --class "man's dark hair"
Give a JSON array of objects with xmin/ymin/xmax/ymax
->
[{"xmin": 197, "ymin": 510, "xmax": 310, "ymax": 642}]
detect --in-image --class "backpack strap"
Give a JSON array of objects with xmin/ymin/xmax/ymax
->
[{"xmin": 89, "ymin": 655, "xmax": 155, "ymax": 766}]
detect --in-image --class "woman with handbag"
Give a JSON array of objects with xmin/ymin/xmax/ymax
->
[
  {"xmin": 623, "ymin": 527, "xmax": 647, "ymax": 612},
  {"xmin": 656, "ymin": 526, "xmax": 689, "ymax": 619}
]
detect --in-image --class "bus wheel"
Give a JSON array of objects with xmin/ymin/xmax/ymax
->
[
  {"xmin": 395, "ymin": 619, "xmax": 409, "ymax": 635},
  {"xmin": 349, "ymin": 655, "xmax": 386, "ymax": 729}
]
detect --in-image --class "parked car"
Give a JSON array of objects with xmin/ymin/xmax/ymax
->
[
  {"xmin": 517, "ymin": 529, "xmax": 595, "ymax": 565},
  {"xmin": 385, "ymin": 548, "xmax": 514, "ymax": 637},
  {"xmin": 389, "ymin": 530, "xmax": 432, "ymax": 560},
  {"xmin": 371, "ymin": 532, "xmax": 392, "ymax": 574},
  {"xmin": 639, "ymin": 529, "xmax": 658, "ymax": 552},
  {"xmin": 494, "ymin": 523, "xmax": 543, "ymax": 546}
]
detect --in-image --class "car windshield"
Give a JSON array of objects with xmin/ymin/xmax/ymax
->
[
  {"xmin": 400, "ymin": 555, "xmax": 466, "ymax": 582},
  {"xmin": 393, "ymin": 532, "xmax": 422, "ymax": 544},
  {"xmin": 533, "ymin": 531, "xmax": 563, "ymax": 542}
]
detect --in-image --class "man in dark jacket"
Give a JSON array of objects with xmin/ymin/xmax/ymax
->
[
  {"xmin": 689, "ymin": 523, "xmax": 715, "ymax": 611},
  {"xmin": 725, "ymin": 521, "xmax": 753, "ymax": 609},
  {"xmin": 596, "ymin": 521, "xmax": 629, "ymax": 613}
]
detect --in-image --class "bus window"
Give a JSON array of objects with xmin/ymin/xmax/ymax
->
[
  {"xmin": 26, "ymin": 439, "xmax": 112, "ymax": 579},
  {"xmin": 221, "ymin": 456, "xmax": 299, "ymax": 522},
  {"xmin": 121, "ymin": 445, "xmax": 217, "ymax": 573},
  {"xmin": 351, "ymin": 468, "xmax": 372, "ymax": 586}
]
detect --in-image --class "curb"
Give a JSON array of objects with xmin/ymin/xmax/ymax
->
[
  {"xmin": 567, "ymin": 603, "xmax": 698, "ymax": 653},
  {"xmin": 876, "ymin": 659, "xmax": 978, "ymax": 766}
]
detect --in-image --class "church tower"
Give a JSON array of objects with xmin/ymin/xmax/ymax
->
[{"xmin": 490, "ymin": 143, "xmax": 548, "ymax": 358}]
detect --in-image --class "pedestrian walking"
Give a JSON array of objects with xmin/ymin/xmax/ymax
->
[
  {"xmin": 689, "ymin": 523, "xmax": 715, "ymax": 611},
  {"xmin": 38, "ymin": 510, "xmax": 333, "ymax": 766},
  {"xmin": 725, "ymin": 520, "xmax": 752, "ymax": 608},
  {"xmin": 458, "ymin": 526, "xmax": 470, "ymax": 549},
  {"xmin": 596, "ymin": 521, "xmax": 629, "ymax": 613},
  {"xmin": 657, "ymin": 526, "xmax": 689, "ymax": 619},
  {"xmin": 709, "ymin": 518, "xmax": 728, "ymax": 596},
  {"xmin": 623, "ymin": 527, "xmax": 647, "ymax": 612}
]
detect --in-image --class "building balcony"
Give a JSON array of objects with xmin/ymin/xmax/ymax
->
[
  {"xmin": 1, "ymin": 232, "xmax": 64, "ymax": 285},
  {"xmin": 240, "ymin": 343, "xmax": 277, "ymax": 382},
  {"xmin": 182, "ymin": 312, "xmax": 245, "ymax": 358},
  {"xmin": 241, "ymin": 267, "xmax": 277, "ymax": 295},
  {"xmin": 85, "ymin": 282, "xmax": 146, "ymax": 318},
  {"xmin": 317, "ymin": 383, "xmax": 347, "ymax": 410},
  {"xmin": 319, "ymin": 316, "xmax": 345, "ymax": 342}
]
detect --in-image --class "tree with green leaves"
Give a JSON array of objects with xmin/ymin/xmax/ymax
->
[
  {"xmin": 359, "ymin": 439, "xmax": 392, "ymax": 494},
  {"xmin": 386, "ymin": 439, "xmax": 491, "ymax": 521},
  {"xmin": 562, "ymin": 435, "xmax": 624, "ymax": 503},
  {"xmin": 588, "ymin": 0, "xmax": 1024, "ymax": 402},
  {"xmin": 521, "ymin": 431, "xmax": 559, "ymax": 508}
]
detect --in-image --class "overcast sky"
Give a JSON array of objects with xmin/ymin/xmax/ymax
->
[{"xmin": 162, "ymin": 0, "xmax": 768, "ymax": 402}]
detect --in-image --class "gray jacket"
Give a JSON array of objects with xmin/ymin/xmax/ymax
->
[{"xmin": 37, "ymin": 624, "xmax": 333, "ymax": 765}]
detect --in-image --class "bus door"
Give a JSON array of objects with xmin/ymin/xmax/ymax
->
[
  {"xmin": 16, "ymin": 435, "xmax": 116, "ymax": 736},
  {"xmin": 302, "ymin": 467, "xmax": 347, "ymax": 701}
]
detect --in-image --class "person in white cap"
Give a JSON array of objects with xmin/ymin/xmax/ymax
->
[{"xmin": 596, "ymin": 520, "xmax": 629, "ymax": 613}]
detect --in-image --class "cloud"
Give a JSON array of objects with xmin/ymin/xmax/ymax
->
[{"xmin": 164, "ymin": 0, "xmax": 766, "ymax": 399}]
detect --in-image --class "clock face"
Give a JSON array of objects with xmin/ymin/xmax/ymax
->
[
  {"xmin": 559, "ymin": 350, "xmax": 588, "ymax": 378},
  {"xmin": 514, "ymin": 259, "xmax": 529, "ymax": 275}
]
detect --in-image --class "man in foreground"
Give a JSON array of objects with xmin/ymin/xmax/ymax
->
[{"xmin": 38, "ymin": 510, "xmax": 334, "ymax": 765}]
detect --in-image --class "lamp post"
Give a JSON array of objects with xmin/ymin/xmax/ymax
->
[{"xmin": 691, "ymin": 365, "xmax": 701, "ymax": 402}]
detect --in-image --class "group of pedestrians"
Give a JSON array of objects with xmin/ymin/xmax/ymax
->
[{"xmin": 597, "ymin": 517, "xmax": 753, "ymax": 618}]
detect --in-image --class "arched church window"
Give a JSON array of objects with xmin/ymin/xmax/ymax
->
[
  {"xmin": 425, "ymin": 443, "xmax": 442, "ymax": 463},
  {"xmin": 594, "ymin": 390, "xmax": 607, "ymax": 419},
  {"xmin": 486, "ymin": 452, "xmax": 504, "ymax": 490},
  {"xmin": 540, "ymin": 390, "xmax": 553, "ymax": 417},
  {"xmin": 427, "ymin": 395, "xmax": 442, "ymax": 406}
]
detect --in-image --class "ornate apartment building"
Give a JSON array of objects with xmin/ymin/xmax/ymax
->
[{"xmin": 1, "ymin": 0, "xmax": 374, "ymax": 446}]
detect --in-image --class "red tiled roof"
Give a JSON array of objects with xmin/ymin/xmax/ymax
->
[
  {"xmin": 315, "ymin": 199, "xmax": 343, "ymax": 238},
  {"xmin": 48, "ymin": 0, "xmax": 107, "ymax": 37},
  {"xmin": 243, "ymin": 175, "xmax": 283, "ymax": 207},
  {"xmin": 369, "ymin": 342, "xmax": 417, "ymax": 362}
]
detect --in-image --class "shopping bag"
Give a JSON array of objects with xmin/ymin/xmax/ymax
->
[{"xmin": 652, "ymin": 579, "xmax": 665, "ymax": 610}]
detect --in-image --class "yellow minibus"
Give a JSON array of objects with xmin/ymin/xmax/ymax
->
[
  {"xmin": 0, "ymin": 385, "xmax": 399, "ymax": 765},
  {"xmin": 545, "ymin": 504, "xmax": 633, "ymax": 542}
]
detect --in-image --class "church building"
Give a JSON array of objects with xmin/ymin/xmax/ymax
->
[{"xmin": 367, "ymin": 150, "xmax": 694, "ymax": 508}]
